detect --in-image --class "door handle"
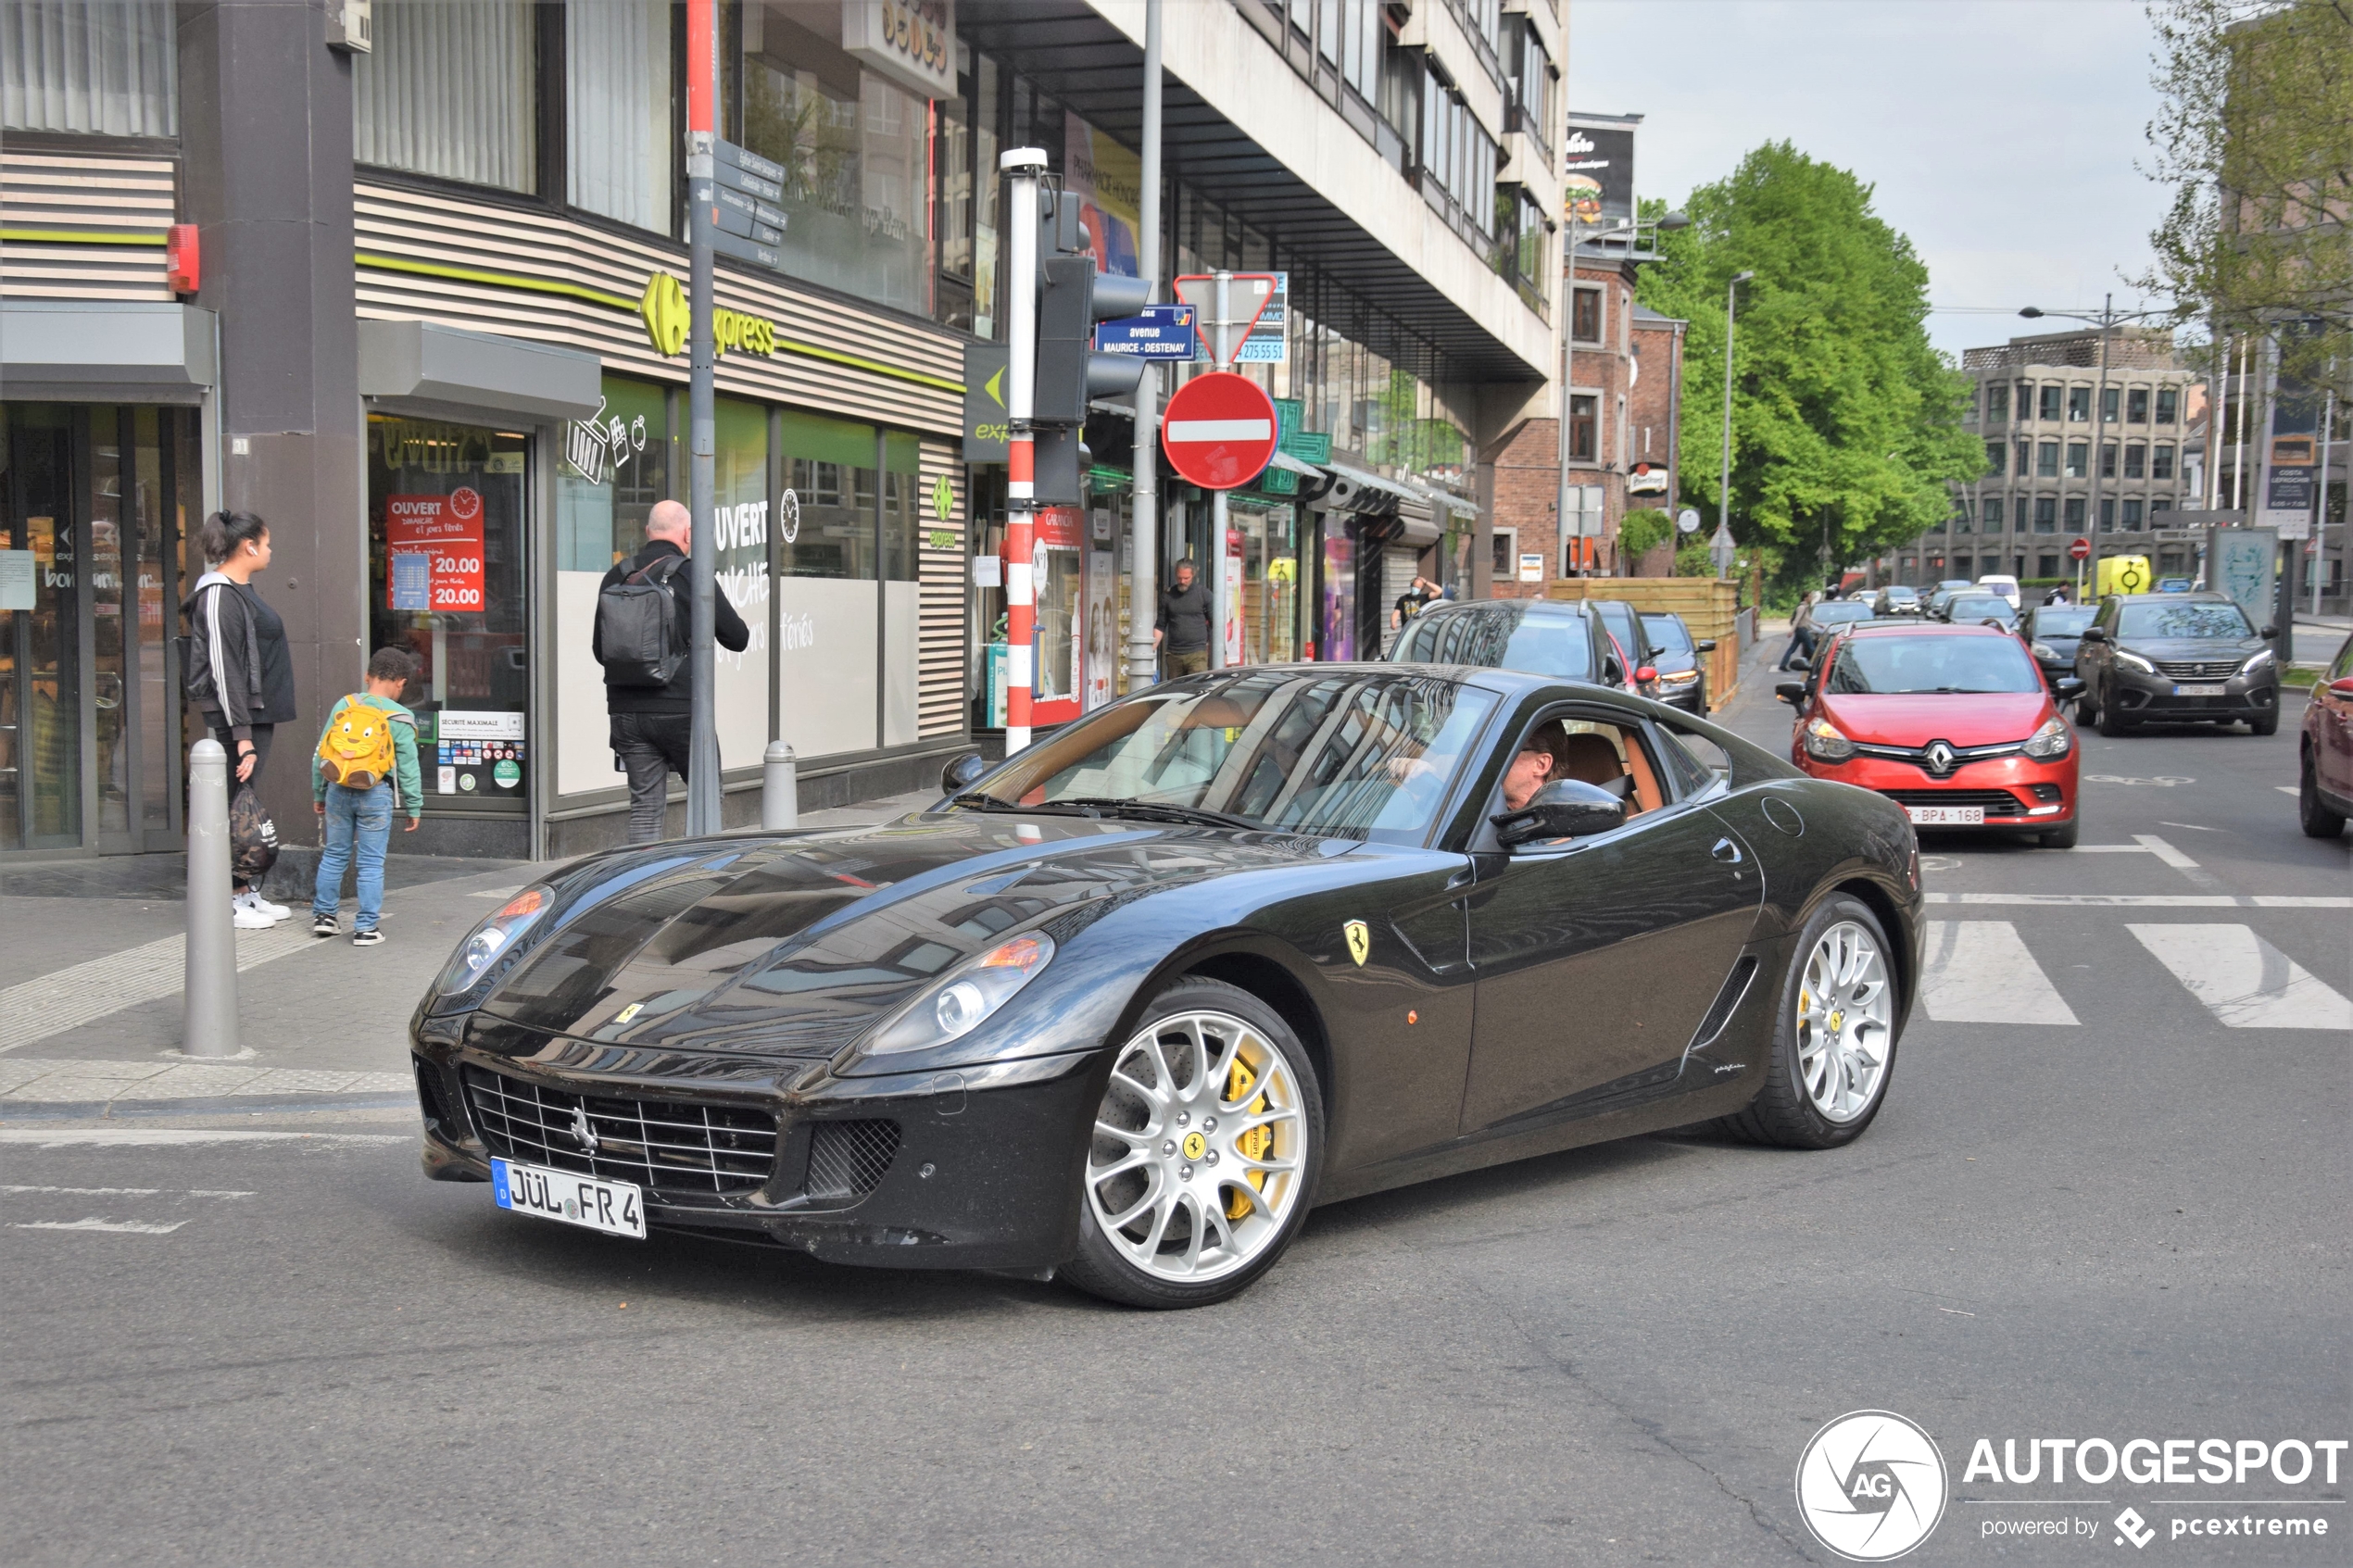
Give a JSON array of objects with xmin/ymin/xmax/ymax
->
[{"xmin": 1710, "ymin": 836, "xmax": 1743, "ymax": 865}]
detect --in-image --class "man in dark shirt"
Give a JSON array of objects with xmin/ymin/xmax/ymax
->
[
  {"xmin": 592, "ymin": 500, "xmax": 749, "ymax": 843},
  {"xmin": 1155, "ymin": 557, "xmax": 1213, "ymax": 678}
]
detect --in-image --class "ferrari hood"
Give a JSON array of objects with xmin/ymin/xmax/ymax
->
[
  {"xmin": 1819, "ymin": 692, "xmax": 2050, "ymax": 747},
  {"xmin": 475, "ymin": 812, "xmax": 1328, "ymax": 1056}
]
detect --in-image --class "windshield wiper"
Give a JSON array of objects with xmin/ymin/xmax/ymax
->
[
  {"xmin": 1048, "ymin": 796, "xmax": 1259, "ymax": 831},
  {"xmin": 943, "ymin": 791, "xmax": 1023, "ymax": 812}
]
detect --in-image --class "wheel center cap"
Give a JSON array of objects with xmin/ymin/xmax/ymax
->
[
  {"xmin": 1827, "ymin": 1008, "xmax": 1845, "ymax": 1034},
  {"xmin": 1181, "ymin": 1131, "xmax": 1207, "ymax": 1160}
]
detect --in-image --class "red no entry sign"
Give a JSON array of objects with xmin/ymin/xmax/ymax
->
[
  {"xmin": 2069, "ymin": 536, "xmax": 2092, "ymax": 561},
  {"xmin": 1162, "ymin": 371, "xmax": 1277, "ymax": 491}
]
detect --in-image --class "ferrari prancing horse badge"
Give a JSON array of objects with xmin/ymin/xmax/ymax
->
[{"xmin": 1343, "ymin": 920, "xmax": 1370, "ymax": 966}]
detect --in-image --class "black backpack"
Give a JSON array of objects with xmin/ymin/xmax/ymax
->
[{"xmin": 595, "ymin": 555, "xmax": 688, "ymax": 688}]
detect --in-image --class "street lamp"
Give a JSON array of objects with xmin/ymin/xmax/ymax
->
[
  {"xmin": 1718, "ymin": 270, "xmax": 1755, "ymax": 572},
  {"xmin": 2019, "ymin": 296, "xmax": 2167, "ymax": 601},
  {"xmin": 1557, "ymin": 208, "xmax": 1686, "ymax": 583}
]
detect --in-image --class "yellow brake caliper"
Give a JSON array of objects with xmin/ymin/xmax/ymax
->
[{"xmin": 1226, "ymin": 1056, "xmax": 1272, "ymax": 1221}]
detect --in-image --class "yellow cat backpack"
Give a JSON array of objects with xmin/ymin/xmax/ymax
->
[{"xmin": 316, "ymin": 696, "xmax": 397, "ymax": 789}]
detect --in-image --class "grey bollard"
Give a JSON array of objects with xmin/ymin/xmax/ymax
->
[
  {"xmin": 761, "ymin": 740, "xmax": 799, "ymax": 830},
  {"xmin": 182, "ymin": 737, "xmax": 239, "ymax": 1058}
]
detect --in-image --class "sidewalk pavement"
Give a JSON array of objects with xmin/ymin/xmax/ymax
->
[{"xmin": 0, "ymin": 784, "xmax": 942, "ymax": 1118}]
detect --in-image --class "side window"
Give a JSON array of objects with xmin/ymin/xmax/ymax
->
[
  {"xmin": 1506, "ymin": 712, "xmax": 1669, "ymax": 819},
  {"xmin": 2331, "ymin": 636, "xmax": 2353, "ymax": 682},
  {"xmin": 1655, "ymin": 721, "xmax": 1733, "ymax": 797}
]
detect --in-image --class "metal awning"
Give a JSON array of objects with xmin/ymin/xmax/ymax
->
[
  {"xmin": 1323, "ymin": 459, "xmax": 1424, "ymax": 504},
  {"xmin": 0, "ymin": 301, "xmax": 215, "ymax": 404},
  {"xmin": 1269, "ymin": 449, "xmax": 1323, "ymax": 477}
]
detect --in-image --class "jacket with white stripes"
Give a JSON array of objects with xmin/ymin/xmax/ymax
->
[{"xmin": 182, "ymin": 571, "xmax": 298, "ymax": 737}]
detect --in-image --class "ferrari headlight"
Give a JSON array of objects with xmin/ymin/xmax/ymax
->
[
  {"xmin": 2030, "ymin": 640, "xmax": 2058, "ymax": 661},
  {"xmin": 862, "ymin": 933, "xmax": 1056, "ymax": 1058},
  {"xmin": 2114, "ymin": 649, "xmax": 2155, "ymax": 674},
  {"xmin": 2021, "ymin": 716, "xmax": 2072, "ymax": 759},
  {"xmin": 437, "ymin": 887, "xmax": 549, "ymax": 994},
  {"xmin": 2239, "ymin": 648, "xmax": 2273, "ymax": 675},
  {"xmin": 1802, "ymin": 716, "xmax": 1855, "ymax": 762}
]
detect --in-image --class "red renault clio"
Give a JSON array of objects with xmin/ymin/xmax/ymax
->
[{"xmin": 1780, "ymin": 621, "xmax": 2084, "ymax": 847}]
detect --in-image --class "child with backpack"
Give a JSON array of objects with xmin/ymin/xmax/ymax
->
[{"xmin": 309, "ymin": 646, "xmax": 423, "ymax": 945}]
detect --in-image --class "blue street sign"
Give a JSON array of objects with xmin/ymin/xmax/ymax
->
[{"xmin": 1094, "ymin": 305, "xmax": 1198, "ymax": 359}]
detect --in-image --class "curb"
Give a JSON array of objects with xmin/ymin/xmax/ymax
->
[{"xmin": 0, "ymin": 1091, "xmax": 416, "ymax": 1122}]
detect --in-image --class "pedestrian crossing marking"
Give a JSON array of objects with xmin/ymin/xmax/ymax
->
[
  {"xmin": 2126, "ymin": 924, "xmax": 2353, "ymax": 1031},
  {"xmin": 1928, "ymin": 893, "xmax": 2351, "ymax": 908},
  {"xmin": 1920, "ymin": 922, "xmax": 2079, "ymax": 1024}
]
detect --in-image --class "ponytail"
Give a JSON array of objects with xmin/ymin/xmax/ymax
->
[{"xmin": 200, "ymin": 509, "xmax": 269, "ymax": 567}]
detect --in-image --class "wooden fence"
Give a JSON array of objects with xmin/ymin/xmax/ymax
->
[{"xmin": 1544, "ymin": 579, "xmax": 1744, "ymax": 711}]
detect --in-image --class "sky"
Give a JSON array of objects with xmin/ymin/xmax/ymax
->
[{"xmin": 1568, "ymin": 0, "xmax": 2178, "ymax": 361}]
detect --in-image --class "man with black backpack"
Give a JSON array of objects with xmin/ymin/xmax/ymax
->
[{"xmin": 593, "ymin": 500, "xmax": 749, "ymax": 843}]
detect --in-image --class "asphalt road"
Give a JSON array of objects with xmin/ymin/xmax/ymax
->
[{"xmin": 5, "ymin": 674, "xmax": 2346, "ymax": 1566}]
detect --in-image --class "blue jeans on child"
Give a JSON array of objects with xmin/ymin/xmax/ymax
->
[{"xmin": 313, "ymin": 782, "xmax": 394, "ymax": 932}]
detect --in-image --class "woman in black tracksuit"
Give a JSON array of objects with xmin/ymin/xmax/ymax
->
[{"xmin": 182, "ymin": 510, "xmax": 297, "ymax": 919}]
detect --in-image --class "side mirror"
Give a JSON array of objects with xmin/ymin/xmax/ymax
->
[
  {"xmin": 940, "ymin": 751, "xmax": 988, "ymax": 795},
  {"xmin": 2080, "ymin": 625, "xmax": 2108, "ymax": 643},
  {"xmin": 1776, "ymin": 681, "xmax": 1806, "ymax": 706},
  {"xmin": 1788, "ymin": 653, "xmax": 1811, "ymax": 672},
  {"xmin": 1634, "ymin": 665, "xmax": 1658, "ymax": 684},
  {"xmin": 2260, "ymin": 624, "xmax": 2278, "ymax": 639},
  {"xmin": 1492, "ymin": 779, "xmax": 1626, "ymax": 848},
  {"xmin": 2055, "ymin": 676, "xmax": 2086, "ymax": 700},
  {"xmin": 1695, "ymin": 639, "xmax": 1718, "ymax": 653},
  {"xmin": 1603, "ymin": 659, "xmax": 1626, "ymax": 684}
]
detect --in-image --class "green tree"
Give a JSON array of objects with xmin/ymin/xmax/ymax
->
[
  {"xmin": 1638, "ymin": 144, "xmax": 1982, "ymax": 590},
  {"xmin": 1617, "ymin": 508, "xmax": 1674, "ymax": 564},
  {"xmin": 2140, "ymin": 0, "xmax": 2352, "ymax": 402}
]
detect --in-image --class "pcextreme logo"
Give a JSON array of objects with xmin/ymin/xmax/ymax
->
[
  {"xmin": 639, "ymin": 271, "xmax": 776, "ymax": 359},
  {"xmin": 1796, "ymin": 1411, "xmax": 1950, "ymax": 1562}
]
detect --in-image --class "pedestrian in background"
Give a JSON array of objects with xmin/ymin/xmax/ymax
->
[
  {"xmin": 1390, "ymin": 574, "xmax": 1439, "ymax": 633},
  {"xmin": 1780, "ymin": 591, "xmax": 1819, "ymax": 671},
  {"xmin": 309, "ymin": 646, "xmax": 422, "ymax": 946},
  {"xmin": 593, "ymin": 499, "xmax": 749, "ymax": 844},
  {"xmin": 1155, "ymin": 557, "xmax": 1213, "ymax": 678},
  {"xmin": 182, "ymin": 509, "xmax": 296, "ymax": 929}
]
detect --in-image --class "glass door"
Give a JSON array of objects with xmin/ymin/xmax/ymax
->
[{"xmin": 1, "ymin": 407, "xmax": 79, "ymax": 850}]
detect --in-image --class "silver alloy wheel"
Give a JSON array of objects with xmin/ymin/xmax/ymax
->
[
  {"xmin": 1794, "ymin": 920, "xmax": 1894, "ymax": 1123},
  {"xmin": 1086, "ymin": 1009, "xmax": 1308, "ymax": 1283}
]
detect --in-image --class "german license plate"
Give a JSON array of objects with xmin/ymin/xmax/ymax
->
[
  {"xmin": 2173, "ymin": 684, "xmax": 2227, "ymax": 697},
  {"xmin": 491, "ymin": 1156, "xmax": 646, "ymax": 1239},
  {"xmin": 1906, "ymin": 805, "xmax": 1984, "ymax": 826}
]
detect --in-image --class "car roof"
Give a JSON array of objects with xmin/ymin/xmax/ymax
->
[
  {"xmin": 1241, "ymin": 659, "xmax": 1653, "ymax": 709},
  {"xmin": 1842, "ymin": 621, "xmax": 2015, "ymax": 640},
  {"xmin": 1415, "ymin": 596, "xmax": 1594, "ymax": 618},
  {"xmin": 2108, "ymin": 590, "xmax": 2229, "ymax": 603}
]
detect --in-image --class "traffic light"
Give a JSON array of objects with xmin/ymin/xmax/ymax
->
[{"xmin": 1033, "ymin": 193, "xmax": 1151, "ymax": 425}]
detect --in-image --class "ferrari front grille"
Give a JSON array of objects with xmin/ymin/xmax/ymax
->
[
  {"xmin": 804, "ymin": 1119, "xmax": 902, "ymax": 1199},
  {"xmin": 1879, "ymin": 788, "xmax": 2029, "ymax": 818},
  {"xmin": 460, "ymin": 1065, "xmax": 777, "ymax": 1198}
]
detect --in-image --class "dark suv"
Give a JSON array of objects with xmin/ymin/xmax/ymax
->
[
  {"xmin": 1388, "ymin": 598, "xmax": 1629, "ymax": 689},
  {"xmin": 2074, "ymin": 592, "xmax": 2280, "ymax": 736}
]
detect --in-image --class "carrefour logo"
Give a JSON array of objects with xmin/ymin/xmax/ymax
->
[{"xmin": 640, "ymin": 271, "xmax": 776, "ymax": 360}]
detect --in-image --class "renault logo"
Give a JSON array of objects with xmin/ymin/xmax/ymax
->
[
  {"xmin": 1922, "ymin": 741, "xmax": 1957, "ymax": 776},
  {"xmin": 571, "ymin": 1104, "xmax": 599, "ymax": 1155}
]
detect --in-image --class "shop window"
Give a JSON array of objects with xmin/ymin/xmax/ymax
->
[
  {"xmin": 781, "ymin": 411, "xmax": 879, "ymax": 580},
  {"xmin": 368, "ymin": 416, "xmax": 531, "ymax": 812},
  {"xmin": 1, "ymin": 0, "xmax": 176, "ymax": 135},
  {"xmin": 737, "ymin": 2, "xmax": 933, "ymax": 315},
  {"xmin": 556, "ymin": 375, "xmax": 669, "ymax": 570},
  {"xmin": 355, "ymin": 0, "xmax": 535, "ymax": 193},
  {"xmin": 567, "ymin": 0, "xmax": 672, "ymax": 232}
]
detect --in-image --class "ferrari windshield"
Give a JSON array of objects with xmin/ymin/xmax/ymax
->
[
  {"xmin": 1392, "ymin": 606, "xmax": 1595, "ymax": 681},
  {"xmin": 963, "ymin": 671, "xmax": 1500, "ymax": 844},
  {"xmin": 1826, "ymin": 634, "xmax": 2044, "ymax": 695},
  {"xmin": 2117, "ymin": 601, "xmax": 2254, "ymax": 640}
]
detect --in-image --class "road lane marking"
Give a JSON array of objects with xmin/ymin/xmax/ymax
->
[
  {"xmin": 11, "ymin": 1218, "xmax": 188, "ymax": 1235},
  {"xmin": 2158, "ymin": 822, "xmax": 2221, "ymax": 832},
  {"xmin": 2277, "ymin": 786, "xmax": 2299, "ymax": 796},
  {"xmin": 1920, "ymin": 922, "xmax": 2078, "ymax": 1024},
  {"xmin": 0, "ymin": 923, "xmax": 320, "ymax": 1056},
  {"xmin": 2128, "ymin": 924, "xmax": 2353, "ymax": 1030},
  {"xmin": 0, "ymin": 1185, "xmax": 255, "ymax": 1198},
  {"xmin": 1926, "ymin": 894, "xmax": 2352, "ymax": 908},
  {"xmin": 2083, "ymin": 775, "xmax": 2195, "ymax": 786},
  {"xmin": 0, "ymin": 1128, "xmax": 408, "ymax": 1148}
]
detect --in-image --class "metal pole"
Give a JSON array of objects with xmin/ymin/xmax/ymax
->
[
  {"xmin": 1718, "ymin": 274, "xmax": 1745, "ymax": 553},
  {"xmin": 1001, "ymin": 147, "xmax": 1047, "ymax": 752},
  {"xmin": 1209, "ymin": 269, "xmax": 1230, "ymax": 667},
  {"xmin": 2316, "ymin": 384, "xmax": 2337, "ymax": 616},
  {"xmin": 182, "ymin": 738, "xmax": 236, "ymax": 1058},
  {"xmin": 684, "ymin": 0, "xmax": 720, "ymax": 835},
  {"xmin": 2084, "ymin": 295, "xmax": 2112, "ymax": 600},
  {"xmin": 1128, "ymin": 0, "xmax": 1162, "ymax": 690},
  {"xmin": 761, "ymin": 740, "xmax": 797, "ymax": 830},
  {"xmin": 1556, "ymin": 217, "xmax": 1579, "ymax": 584},
  {"xmin": 2231, "ymin": 337, "xmax": 2251, "ymax": 511}
]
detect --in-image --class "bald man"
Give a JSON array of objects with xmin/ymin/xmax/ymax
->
[{"xmin": 593, "ymin": 500, "xmax": 749, "ymax": 843}]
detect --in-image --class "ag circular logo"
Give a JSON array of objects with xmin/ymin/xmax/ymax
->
[{"xmin": 1794, "ymin": 1410, "xmax": 1948, "ymax": 1561}]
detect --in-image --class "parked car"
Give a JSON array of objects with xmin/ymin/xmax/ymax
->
[
  {"xmin": 1387, "ymin": 598, "xmax": 1630, "ymax": 691},
  {"xmin": 2297, "ymin": 632, "xmax": 2353, "ymax": 838},
  {"xmin": 1925, "ymin": 580, "xmax": 1974, "ymax": 619},
  {"xmin": 1944, "ymin": 593, "xmax": 2020, "ymax": 631},
  {"xmin": 1780, "ymin": 621, "xmax": 2082, "ymax": 847},
  {"xmin": 1975, "ymin": 574, "xmax": 2022, "ymax": 609},
  {"xmin": 2073, "ymin": 592, "xmax": 2280, "ymax": 736},
  {"xmin": 2023, "ymin": 604, "xmax": 2098, "ymax": 693},
  {"xmin": 1583, "ymin": 597, "xmax": 1662, "ymax": 699},
  {"xmin": 415, "ymin": 665, "xmax": 1923, "ymax": 1308},
  {"xmin": 1638, "ymin": 610, "xmax": 1716, "ymax": 715},
  {"xmin": 1806, "ymin": 599, "xmax": 1879, "ymax": 640}
]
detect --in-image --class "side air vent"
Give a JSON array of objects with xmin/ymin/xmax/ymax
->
[
  {"xmin": 1688, "ymin": 956, "xmax": 1761, "ymax": 1053},
  {"xmin": 805, "ymin": 1120, "xmax": 902, "ymax": 1199}
]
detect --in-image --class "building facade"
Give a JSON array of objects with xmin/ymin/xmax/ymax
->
[{"xmin": 1, "ymin": 0, "xmax": 1565, "ymax": 864}]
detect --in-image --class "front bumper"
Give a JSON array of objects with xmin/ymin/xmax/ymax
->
[
  {"xmin": 2107, "ymin": 662, "xmax": 2277, "ymax": 721},
  {"xmin": 1797, "ymin": 747, "xmax": 2077, "ymax": 831},
  {"xmin": 412, "ymin": 1015, "xmax": 1101, "ymax": 1273}
]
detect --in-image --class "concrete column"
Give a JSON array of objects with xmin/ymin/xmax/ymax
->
[{"xmin": 177, "ymin": 1, "xmax": 364, "ymax": 838}]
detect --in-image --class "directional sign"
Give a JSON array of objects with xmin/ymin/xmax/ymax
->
[
  {"xmin": 1162, "ymin": 371, "xmax": 1278, "ymax": 490},
  {"xmin": 1094, "ymin": 304, "xmax": 1198, "ymax": 359},
  {"xmin": 2069, "ymin": 535, "xmax": 2092, "ymax": 561}
]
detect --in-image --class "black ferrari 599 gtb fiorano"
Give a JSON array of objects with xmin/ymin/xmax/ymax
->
[{"xmin": 412, "ymin": 665, "xmax": 1921, "ymax": 1308}]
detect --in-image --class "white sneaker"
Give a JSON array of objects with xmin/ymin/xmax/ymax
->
[
  {"xmin": 237, "ymin": 890, "xmax": 293, "ymax": 922},
  {"xmin": 232, "ymin": 898, "xmax": 275, "ymax": 930}
]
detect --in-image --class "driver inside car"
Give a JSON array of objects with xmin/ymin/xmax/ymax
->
[{"xmin": 1496, "ymin": 722, "xmax": 1644, "ymax": 842}]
